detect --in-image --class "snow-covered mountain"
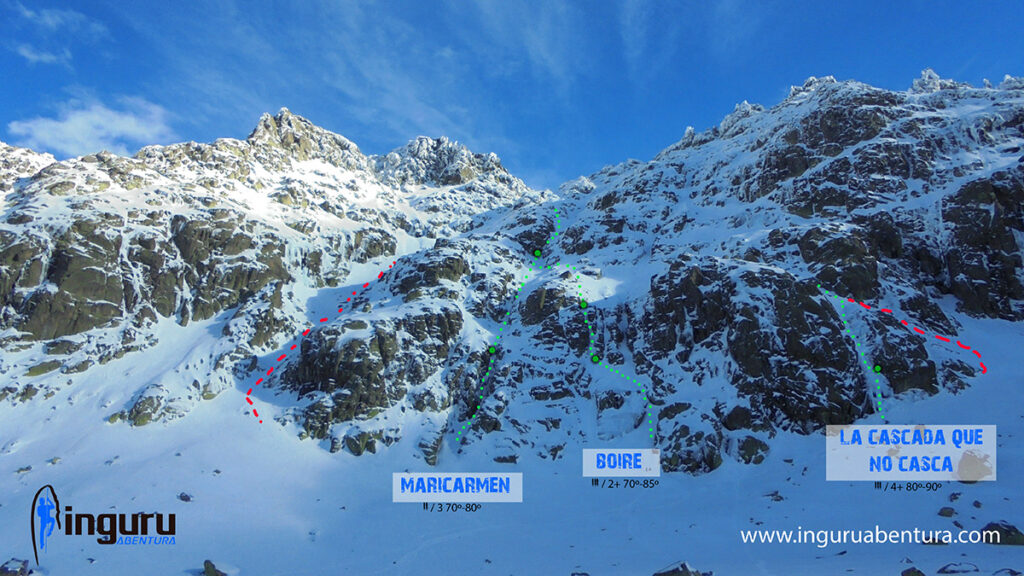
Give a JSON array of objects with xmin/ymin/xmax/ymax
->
[{"xmin": 1, "ymin": 70, "xmax": 1022, "ymax": 575}]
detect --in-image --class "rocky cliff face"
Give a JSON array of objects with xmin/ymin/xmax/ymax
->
[
  {"xmin": 1, "ymin": 71, "xmax": 1021, "ymax": 473},
  {"xmin": 0, "ymin": 107, "xmax": 541, "ymax": 426}
]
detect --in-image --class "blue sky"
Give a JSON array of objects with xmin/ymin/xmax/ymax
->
[{"xmin": 2, "ymin": 1, "xmax": 1022, "ymax": 189}]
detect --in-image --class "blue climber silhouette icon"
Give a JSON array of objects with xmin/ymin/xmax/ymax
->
[
  {"xmin": 30, "ymin": 484, "xmax": 61, "ymax": 566},
  {"xmin": 37, "ymin": 495, "xmax": 55, "ymax": 552}
]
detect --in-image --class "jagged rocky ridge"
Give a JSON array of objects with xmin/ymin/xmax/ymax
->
[
  {"xmin": 1, "ymin": 71, "xmax": 1022, "ymax": 474},
  {"xmin": 0, "ymin": 107, "xmax": 539, "ymax": 424}
]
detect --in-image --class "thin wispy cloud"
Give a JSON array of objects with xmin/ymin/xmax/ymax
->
[
  {"xmin": 103, "ymin": 2, "xmax": 280, "ymax": 130},
  {"xmin": 7, "ymin": 97, "xmax": 176, "ymax": 158},
  {"xmin": 15, "ymin": 43, "xmax": 70, "ymax": 65},
  {"xmin": 302, "ymin": 1, "xmax": 545, "ymax": 165},
  {"xmin": 706, "ymin": 0, "xmax": 764, "ymax": 59},
  {"xmin": 13, "ymin": 1, "xmax": 108, "ymax": 38},
  {"xmin": 620, "ymin": 1, "xmax": 649, "ymax": 78},
  {"xmin": 464, "ymin": 1, "xmax": 594, "ymax": 98},
  {"xmin": 5, "ymin": 1, "xmax": 109, "ymax": 71},
  {"xmin": 320, "ymin": 4, "xmax": 490, "ymax": 144}
]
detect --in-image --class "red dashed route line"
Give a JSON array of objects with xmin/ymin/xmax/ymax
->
[
  {"xmin": 821, "ymin": 286, "xmax": 988, "ymax": 376},
  {"xmin": 245, "ymin": 261, "xmax": 397, "ymax": 423}
]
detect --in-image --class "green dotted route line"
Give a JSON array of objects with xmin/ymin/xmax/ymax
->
[
  {"xmin": 455, "ymin": 210, "xmax": 564, "ymax": 440},
  {"xmin": 820, "ymin": 285, "xmax": 885, "ymax": 420},
  {"xmin": 579, "ymin": 295, "xmax": 656, "ymax": 439},
  {"xmin": 546, "ymin": 206, "xmax": 654, "ymax": 439},
  {"xmin": 455, "ymin": 207, "xmax": 656, "ymax": 441}
]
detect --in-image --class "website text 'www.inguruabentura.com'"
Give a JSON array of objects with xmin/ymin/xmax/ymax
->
[{"xmin": 740, "ymin": 526, "xmax": 1001, "ymax": 548}]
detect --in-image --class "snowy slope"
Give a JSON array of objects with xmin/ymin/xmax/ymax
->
[{"xmin": 1, "ymin": 71, "xmax": 1023, "ymax": 575}]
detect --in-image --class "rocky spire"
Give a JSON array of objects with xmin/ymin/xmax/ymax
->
[
  {"xmin": 375, "ymin": 135, "xmax": 508, "ymax": 187},
  {"xmin": 247, "ymin": 107, "xmax": 365, "ymax": 169}
]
